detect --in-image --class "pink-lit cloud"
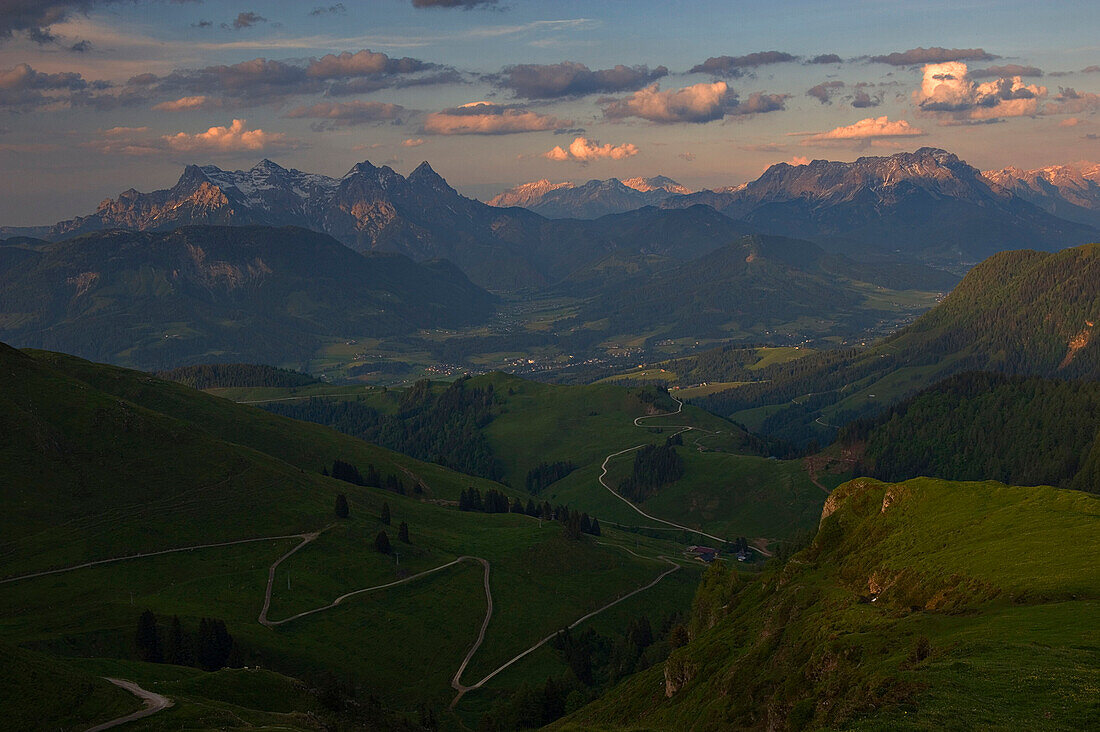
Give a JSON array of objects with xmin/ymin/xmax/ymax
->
[
  {"xmin": 88, "ymin": 119, "xmax": 300, "ymax": 156},
  {"xmin": 544, "ymin": 135, "xmax": 639, "ymax": 163},
  {"xmin": 401, "ymin": 138, "xmax": 426, "ymax": 147},
  {"xmin": 284, "ymin": 100, "xmax": 405, "ymax": 126},
  {"xmin": 152, "ymin": 95, "xmax": 218, "ymax": 111},
  {"xmin": 915, "ymin": 62, "xmax": 1046, "ymax": 122},
  {"xmin": 799, "ymin": 115, "xmax": 925, "ymax": 145},
  {"xmin": 603, "ymin": 81, "xmax": 786, "ymax": 123},
  {"xmin": 423, "ymin": 101, "xmax": 569, "ymax": 135}
]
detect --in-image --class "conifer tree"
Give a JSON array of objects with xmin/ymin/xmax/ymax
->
[
  {"xmin": 335, "ymin": 493, "xmax": 349, "ymax": 518},
  {"xmin": 398, "ymin": 521, "xmax": 410, "ymax": 543},
  {"xmin": 375, "ymin": 530, "xmax": 392, "ymax": 554},
  {"xmin": 380, "ymin": 502, "xmax": 391, "ymax": 525},
  {"xmin": 135, "ymin": 609, "xmax": 161, "ymax": 663}
]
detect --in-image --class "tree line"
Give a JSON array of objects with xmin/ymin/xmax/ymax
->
[
  {"xmin": 617, "ymin": 441, "xmax": 685, "ymax": 503},
  {"xmin": 458, "ymin": 487, "xmax": 600, "ymax": 539},
  {"xmin": 525, "ymin": 461, "xmax": 577, "ymax": 494},
  {"xmin": 264, "ymin": 376, "xmax": 500, "ymax": 480},
  {"xmin": 155, "ymin": 362, "xmax": 320, "ymax": 389},
  {"xmin": 135, "ymin": 610, "xmax": 235, "ymax": 671}
]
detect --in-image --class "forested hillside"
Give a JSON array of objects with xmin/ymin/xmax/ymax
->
[{"xmin": 840, "ymin": 372, "xmax": 1100, "ymax": 492}]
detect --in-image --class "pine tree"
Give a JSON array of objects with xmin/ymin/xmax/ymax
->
[
  {"xmin": 590, "ymin": 518, "xmax": 601, "ymax": 536},
  {"xmin": 398, "ymin": 521, "xmax": 410, "ymax": 543},
  {"xmin": 335, "ymin": 493, "xmax": 349, "ymax": 518},
  {"xmin": 380, "ymin": 502, "xmax": 391, "ymax": 525},
  {"xmin": 135, "ymin": 609, "xmax": 161, "ymax": 663},
  {"xmin": 164, "ymin": 615, "xmax": 189, "ymax": 666},
  {"xmin": 375, "ymin": 530, "xmax": 391, "ymax": 554}
]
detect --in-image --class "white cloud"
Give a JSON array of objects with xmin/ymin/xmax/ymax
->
[
  {"xmin": 152, "ymin": 96, "xmax": 217, "ymax": 111},
  {"xmin": 603, "ymin": 81, "xmax": 733, "ymax": 123},
  {"xmin": 88, "ymin": 119, "xmax": 300, "ymax": 156},
  {"xmin": 544, "ymin": 135, "xmax": 638, "ymax": 162},
  {"xmin": 915, "ymin": 62, "xmax": 1046, "ymax": 122}
]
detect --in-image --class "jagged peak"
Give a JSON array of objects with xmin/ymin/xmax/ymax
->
[
  {"xmin": 343, "ymin": 160, "xmax": 379, "ymax": 178},
  {"xmin": 251, "ymin": 158, "xmax": 285, "ymax": 173},
  {"xmin": 407, "ymin": 160, "xmax": 451, "ymax": 190}
]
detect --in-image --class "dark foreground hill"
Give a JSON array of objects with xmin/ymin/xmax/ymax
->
[
  {"xmin": 0, "ymin": 343, "xmax": 704, "ymax": 728},
  {"xmin": 0, "ymin": 225, "xmax": 496, "ymax": 369},
  {"xmin": 693, "ymin": 242, "xmax": 1100, "ymax": 445},
  {"xmin": 557, "ymin": 476, "xmax": 1100, "ymax": 731}
]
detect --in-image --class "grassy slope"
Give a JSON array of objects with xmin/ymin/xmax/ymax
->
[
  {"xmin": 0, "ymin": 643, "xmax": 143, "ymax": 731},
  {"xmin": 206, "ymin": 371, "xmax": 829, "ymax": 545},
  {"xmin": 0, "ymin": 344, "xmax": 700, "ymax": 724},
  {"xmin": 554, "ymin": 477, "xmax": 1100, "ymax": 730}
]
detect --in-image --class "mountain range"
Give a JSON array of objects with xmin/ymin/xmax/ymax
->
[
  {"xmin": 0, "ymin": 226, "xmax": 495, "ymax": 369},
  {"xmin": 8, "ymin": 149, "xmax": 1096, "ymax": 295},
  {"xmin": 983, "ymin": 163, "xmax": 1100, "ymax": 228},
  {"xmin": 488, "ymin": 176, "xmax": 690, "ymax": 219}
]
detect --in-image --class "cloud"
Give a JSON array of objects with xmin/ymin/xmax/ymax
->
[
  {"xmin": 412, "ymin": 0, "xmax": 497, "ymax": 7},
  {"xmin": 808, "ymin": 54, "xmax": 842, "ymax": 65},
  {"xmin": 969, "ymin": 64, "xmax": 1042, "ymax": 79},
  {"xmin": 402, "ymin": 137, "xmax": 425, "ymax": 146},
  {"xmin": 690, "ymin": 51, "xmax": 797, "ymax": 77},
  {"xmin": 284, "ymin": 100, "xmax": 405, "ymax": 126},
  {"xmin": 871, "ymin": 47, "xmax": 997, "ymax": 66},
  {"xmin": 0, "ymin": 61, "xmax": 91, "ymax": 109},
  {"xmin": 544, "ymin": 135, "xmax": 638, "ymax": 163},
  {"xmin": 224, "ymin": 12, "xmax": 266, "ymax": 31},
  {"xmin": 192, "ymin": 19, "xmax": 213, "ymax": 28},
  {"xmin": 306, "ymin": 49, "xmax": 431, "ymax": 79},
  {"xmin": 602, "ymin": 82, "xmax": 786, "ymax": 123},
  {"xmin": 90, "ymin": 118, "xmax": 300, "ymax": 156},
  {"xmin": 152, "ymin": 95, "xmax": 219, "ymax": 111},
  {"xmin": 166, "ymin": 119, "xmax": 296, "ymax": 152},
  {"xmin": 1084, "ymin": 66, "xmax": 1100, "ymax": 73},
  {"xmin": 1043, "ymin": 87, "xmax": 1100, "ymax": 116},
  {"xmin": 678, "ymin": 151, "xmax": 695, "ymax": 162},
  {"xmin": 423, "ymin": 101, "xmax": 569, "ymax": 135},
  {"xmin": 0, "ymin": 1, "xmax": 119, "ymax": 44},
  {"xmin": 807, "ymin": 80, "xmax": 844, "ymax": 104},
  {"xmin": 69, "ymin": 39, "xmax": 91, "ymax": 52},
  {"xmin": 1060, "ymin": 117, "xmax": 1080, "ymax": 127},
  {"xmin": 799, "ymin": 115, "xmax": 925, "ymax": 144},
  {"xmin": 786, "ymin": 155, "xmax": 811, "ymax": 165},
  {"xmin": 148, "ymin": 49, "xmax": 444, "ymax": 105},
  {"xmin": 498, "ymin": 61, "xmax": 668, "ymax": 99},
  {"xmin": 310, "ymin": 3, "xmax": 346, "ymax": 15},
  {"xmin": 851, "ymin": 85, "xmax": 882, "ymax": 108},
  {"xmin": 915, "ymin": 62, "xmax": 1046, "ymax": 122}
]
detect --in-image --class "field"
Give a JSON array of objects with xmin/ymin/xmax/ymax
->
[{"xmin": 0, "ymin": 345, "xmax": 705, "ymax": 730}]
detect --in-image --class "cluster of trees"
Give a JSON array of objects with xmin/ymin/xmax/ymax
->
[
  {"xmin": 727, "ymin": 537, "xmax": 752, "ymax": 555},
  {"xmin": 325, "ymin": 459, "xmax": 419, "ymax": 496},
  {"xmin": 374, "ymin": 525, "xmax": 411, "ymax": 553},
  {"xmin": 840, "ymin": 372, "xmax": 1100, "ymax": 492},
  {"xmin": 265, "ymin": 376, "xmax": 500, "ymax": 479},
  {"xmin": 617, "ymin": 442, "xmax": 684, "ymax": 503},
  {"xmin": 135, "ymin": 610, "xmax": 235, "ymax": 671},
  {"xmin": 476, "ymin": 612, "xmax": 683, "ymax": 730},
  {"xmin": 458, "ymin": 487, "xmax": 600, "ymax": 538},
  {"xmin": 524, "ymin": 461, "xmax": 577, "ymax": 494},
  {"xmin": 156, "ymin": 363, "xmax": 319, "ymax": 389}
]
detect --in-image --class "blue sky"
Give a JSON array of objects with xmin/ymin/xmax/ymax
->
[{"xmin": 0, "ymin": 0, "xmax": 1097, "ymax": 224}]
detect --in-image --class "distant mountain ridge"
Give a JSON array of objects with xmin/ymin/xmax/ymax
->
[
  {"xmin": 982, "ymin": 162, "xmax": 1100, "ymax": 228},
  {"xmin": 488, "ymin": 175, "xmax": 691, "ymax": 218},
  {"xmin": 661, "ymin": 147, "xmax": 1098, "ymax": 263},
  {"xmin": 0, "ymin": 225, "xmax": 496, "ymax": 369}
]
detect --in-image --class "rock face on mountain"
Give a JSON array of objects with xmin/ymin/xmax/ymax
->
[
  {"xmin": 983, "ymin": 163, "xmax": 1100, "ymax": 228},
  {"xmin": 46, "ymin": 159, "xmax": 552, "ymax": 291},
  {"xmin": 488, "ymin": 176, "xmax": 690, "ymax": 218},
  {"xmin": 663, "ymin": 148, "xmax": 1098, "ymax": 263},
  {"xmin": 0, "ymin": 225, "xmax": 496, "ymax": 369}
]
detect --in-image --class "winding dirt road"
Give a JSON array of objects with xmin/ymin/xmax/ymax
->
[
  {"xmin": 597, "ymin": 395, "xmax": 736, "ymax": 547},
  {"xmin": 85, "ymin": 678, "xmax": 173, "ymax": 732}
]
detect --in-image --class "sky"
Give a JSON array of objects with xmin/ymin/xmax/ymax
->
[{"xmin": 0, "ymin": 0, "xmax": 1098, "ymax": 225}]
